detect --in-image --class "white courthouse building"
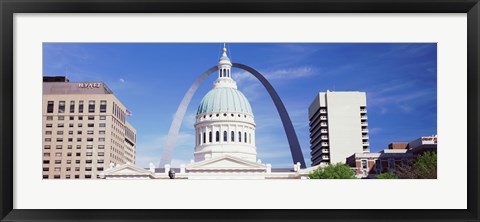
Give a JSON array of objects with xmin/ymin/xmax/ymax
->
[{"xmin": 101, "ymin": 47, "xmax": 316, "ymax": 179}]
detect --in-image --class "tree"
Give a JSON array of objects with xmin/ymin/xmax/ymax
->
[
  {"xmin": 396, "ymin": 151, "xmax": 437, "ymax": 179},
  {"xmin": 376, "ymin": 172, "xmax": 398, "ymax": 179},
  {"xmin": 309, "ymin": 163, "xmax": 356, "ymax": 179},
  {"xmin": 412, "ymin": 151, "xmax": 437, "ymax": 179}
]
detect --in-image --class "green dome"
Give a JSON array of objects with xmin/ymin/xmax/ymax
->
[{"xmin": 197, "ymin": 87, "xmax": 253, "ymax": 115}]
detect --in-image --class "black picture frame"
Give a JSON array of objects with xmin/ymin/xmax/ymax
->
[{"xmin": 1, "ymin": 0, "xmax": 479, "ymax": 221}]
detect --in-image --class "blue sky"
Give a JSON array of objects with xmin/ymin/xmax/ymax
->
[{"xmin": 43, "ymin": 43, "xmax": 437, "ymax": 168}]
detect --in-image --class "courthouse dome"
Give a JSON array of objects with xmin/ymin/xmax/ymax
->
[{"xmin": 196, "ymin": 87, "xmax": 253, "ymax": 115}]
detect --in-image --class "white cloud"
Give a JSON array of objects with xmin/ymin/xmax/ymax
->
[
  {"xmin": 119, "ymin": 78, "xmax": 125, "ymax": 83},
  {"xmin": 232, "ymin": 66, "xmax": 317, "ymax": 83},
  {"xmin": 263, "ymin": 67, "xmax": 316, "ymax": 80}
]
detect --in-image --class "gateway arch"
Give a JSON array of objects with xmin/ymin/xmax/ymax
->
[{"xmin": 159, "ymin": 63, "xmax": 306, "ymax": 168}]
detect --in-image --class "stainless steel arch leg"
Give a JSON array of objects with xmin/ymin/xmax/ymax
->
[{"xmin": 159, "ymin": 66, "xmax": 217, "ymax": 167}]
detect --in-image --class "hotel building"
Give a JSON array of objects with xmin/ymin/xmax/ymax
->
[
  {"xmin": 308, "ymin": 91, "xmax": 369, "ymax": 166},
  {"xmin": 42, "ymin": 76, "xmax": 136, "ymax": 179}
]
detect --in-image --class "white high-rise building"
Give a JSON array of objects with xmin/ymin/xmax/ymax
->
[{"xmin": 308, "ymin": 91, "xmax": 369, "ymax": 166}]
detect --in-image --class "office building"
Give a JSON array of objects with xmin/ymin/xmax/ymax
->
[
  {"xmin": 346, "ymin": 135, "xmax": 437, "ymax": 178},
  {"xmin": 42, "ymin": 76, "xmax": 136, "ymax": 179},
  {"xmin": 308, "ymin": 91, "xmax": 369, "ymax": 166}
]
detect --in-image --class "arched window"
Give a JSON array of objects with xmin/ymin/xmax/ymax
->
[
  {"xmin": 198, "ymin": 133, "xmax": 201, "ymax": 145},
  {"xmin": 231, "ymin": 131, "xmax": 235, "ymax": 142},
  {"xmin": 216, "ymin": 131, "xmax": 220, "ymax": 142},
  {"xmin": 223, "ymin": 131, "xmax": 227, "ymax": 142},
  {"xmin": 249, "ymin": 133, "xmax": 252, "ymax": 144},
  {"xmin": 209, "ymin": 131, "xmax": 212, "ymax": 143},
  {"xmin": 245, "ymin": 132, "xmax": 247, "ymax": 143},
  {"xmin": 238, "ymin": 132, "xmax": 242, "ymax": 142},
  {"xmin": 203, "ymin": 132, "xmax": 206, "ymax": 144}
]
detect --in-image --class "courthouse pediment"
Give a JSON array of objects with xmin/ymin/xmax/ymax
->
[
  {"xmin": 101, "ymin": 163, "xmax": 153, "ymax": 176},
  {"xmin": 186, "ymin": 155, "xmax": 267, "ymax": 171}
]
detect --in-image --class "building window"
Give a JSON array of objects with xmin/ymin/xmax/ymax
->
[
  {"xmin": 43, "ymin": 160, "xmax": 50, "ymax": 164},
  {"xmin": 98, "ymin": 145, "xmax": 105, "ymax": 149},
  {"xmin": 70, "ymin": 101, "xmax": 75, "ymax": 113},
  {"xmin": 78, "ymin": 100, "xmax": 84, "ymax": 113},
  {"xmin": 87, "ymin": 138, "xmax": 93, "ymax": 142},
  {"xmin": 238, "ymin": 132, "xmax": 242, "ymax": 142},
  {"xmin": 56, "ymin": 145, "xmax": 62, "ymax": 149},
  {"xmin": 56, "ymin": 138, "xmax": 63, "ymax": 142},
  {"xmin": 46, "ymin": 116, "xmax": 53, "ymax": 120},
  {"xmin": 45, "ymin": 138, "xmax": 51, "ymax": 142},
  {"xmin": 388, "ymin": 159, "xmax": 396, "ymax": 171},
  {"xmin": 85, "ymin": 175, "xmax": 91, "ymax": 179},
  {"xmin": 78, "ymin": 123, "xmax": 83, "ymax": 127},
  {"xmin": 97, "ymin": 167, "xmax": 104, "ymax": 171},
  {"xmin": 55, "ymin": 160, "xmax": 61, "ymax": 164},
  {"xmin": 43, "ymin": 167, "xmax": 49, "ymax": 172},
  {"xmin": 375, "ymin": 160, "xmax": 382, "ymax": 172},
  {"xmin": 209, "ymin": 131, "xmax": 212, "ymax": 143},
  {"xmin": 86, "ymin": 145, "xmax": 93, "ymax": 149},
  {"xmin": 75, "ymin": 160, "xmax": 80, "ymax": 164},
  {"xmin": 100, "ymin": 100, "xmax": 107, "ymax": 113},
  {"xmin": 223, "ymin": 131, "xmax": 227, "ymax": 142},
  {"xmin": 216, "ymin": 131, "xmax": 220, "ymax": 142},
  {"xmin": 75, "ymin": 167, "xmax": 80, "ymax": 171},
  {"xmin": 69, "ymin": 116, "xmax": 74, "ymax": 120},
  {"xmin": 231, "ymin": 131, "xmax": 234, "ymax": 142},
  {"xmin": 55, "ymin": 152, "xmax": 62, "ymax": 157},
  {"xmin": 43, "ymin": 152, "xmax": 50, "ymax": 157},
  {"xmin": 85, "ymin": 167, "xmax": 92, "ymax": 171},
  {"xmin": 57, "ymin": 131, "xmax": 63, "ymax": 135},
  {"xmin": 99, "ymin": 123, "xmax": 106, "ymax": 127},
  {"xmin": 88, "ymin": 123, "xmax": 94, "ymax": 127},
  {"xmin": 68, "ymin": 131, "xmax": 73, "ymax": 135},
  {"xmin": 88, "ymin": 100, "xmax": 95, "ymax": 113},
  {"xmin": 361, "ymin": 160, "xmax": 368, "ymax": 170},
  {"xmin": 66, "ymin": 175, "xmax": 71, "ymax": 179},
  {"xmin": 78, "ymin": 116, "xmax": 83, "ymax": 120},
  {"xmin": 57, "ymin": 123, "xmax": 64, "ymax": 128},
  {"xmin": 100, "ymin": 115, "xmax": 106, "ymax": 120},
  {"xmin": 244, "ymin": 132, "xmax": 247, "ymax": 143},
  {"xmin": 45, "ymin": 131, "xmax": 52, "ymax": 135},
  {"xmin": 249, "ymin": 133, "xmax": 252, "ymax": 144},
  {"xmin": 67, "ymin": 145, "xmax": 72, "ymax": 149},
  {"xmin": 46, "ymin": 124, "xmax": 52, "ymax": 128},
  {"xmin": 76, "ymin": 153, "xmax": 81, "ymax": 157},
  {"xmin": 99, "ymin": 138, "xmax": 105, "ymax": 142},
  {"xmin": 99, "ymin": 130, "xmax": 105, "ymax": 135},
  {"xmin": 75, "ymin": 175, "xmax": 79, "ymax": 179},
  {"xmin": 86, "ymin": 160, "xmax": 92, "ymax": 164},
  {"xmin": 44, "ymin": 145, "xmax": 51, "ymax": 149},
  {"xmin": 58, "ymin": 116, "xmax": 64, "ymax": 120},
  {"xmin": 98, "ymin": 152, "xmax": 104, "ymax": 156},
  {"xmin": 86, "ymin": 152, "xmax": 93, "ymax": 156},
  {"xmin": 77, "ymin": 138, "xmax": 82, "ymax": 142},
  {"xmin": 98, "ymin": 159, "xmax": 104, "ymax": 164},
  {"xmin": 58, "ymin": 101, "xmax": 65, "ymax": 113},
  {"xmin": 67, "ymin": 160, "xmax": 71, "ymax": 164},
  {"xmin": 87, "ymin": 130, "xmax": 94, "ymax": 134},
  {"xmin": 203, "ymin": 132, "xmax": 206, "ymax": 144},
  {"xmin": 47, "ymin": 101, "xmax": 54, "ymax": 113},
  {"xmin": 76, "ymin": 145, "xmax": 81, "ymax": 149},
  {"xmin": 67, "ymin": 152, "xmax": 72, "ymax": 157},
  {"xmin": 69, "ymin": 123, "xmax": 74, "ymax": 127}
]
